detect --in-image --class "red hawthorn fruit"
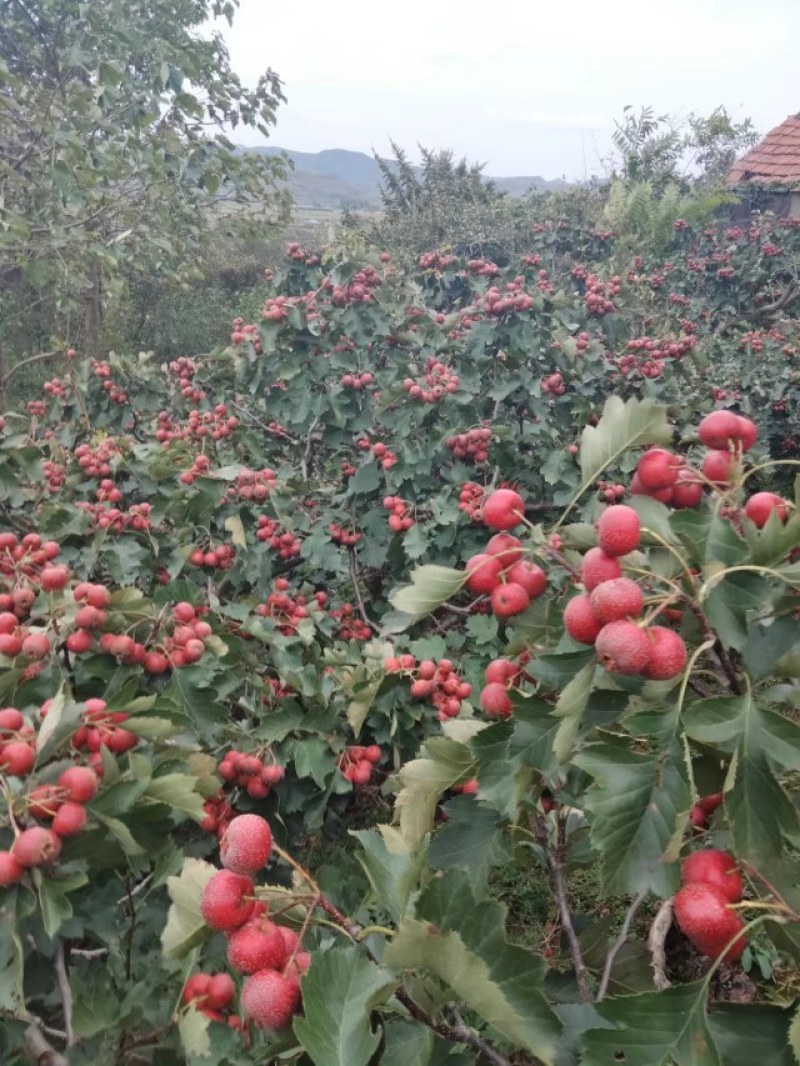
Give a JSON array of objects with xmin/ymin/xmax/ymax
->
[
  {"xmin": 278, "ymin": 926, "xmax": 301, "ymax": 956},
  {"xmin": 0, "ymin": 850, "xmax": 25, "ymax": 886},
  {"xmin": 671, "ymin": 474, "xmax": 703, "ymax": 509},
  {"xmin": 485, "ymin": 533, "xmax": 524, "ymax": 566},
  {"xmin": 735, "ymin": 415, "xmax": 757, "ymax": 452},
  {"xmin": 52, "ymin": 801, "xmax": 87, "ymax": 837},
  {"xmin": 673, "ymin": 882, "xmax": 747, "ymax": 961},
  {"xmin": 200, "ymin": 870, "xmax": 256, "ymax": 931},
  {"xmin": 485, "ymin": 658, "xmax": 517, "ymax": 684},
  {"xmin": 482, "ymin": 489, "xmax": 525, "ymax": 531},
  {"xmin": 580, "ymin": 547, "xmax": 621, "ymax": 592},
  {"xmin": 0, "ymin": 707, "xmax": 23, "ymax": 731},
  {"xmin": 206, "ymin": 973, "xmax": 236, "ymax": 1010},
  {"xmin": 283, "ymin": 950, "xmax": 312, "ymax": 989},
  {"xmin": 39, "ymin": 565, "xmax": 70, "ymax": 592},
  {"xmin": 66, "ymin": 629, "xmax": 94, "ymax": 654},
  {"xmin": 227, "ymin": 919, "xmax": 288, "ymax": 974},
  {"xmin": 464, "ymin": 553, "xmax": 504, "ymax": 595},
  {"xmin": 27, "ymin": 783, "xmax": 62, "ymax": 819},
  {"xmin": 595, "ymin": 620, "xmax": 651, "ymax": 674},
  {"xmin": 642, "ymin": 626, "xmax": 687, "ymax": 680},
  {"xmin": 221, "ymin": 814, "xmax": 273, "ymax": 875},
  {"xmin": 596, "ymin": 505, "xmax": 640, "ymax": 557},
  {"xmin": 182, "ymin": 973, "xmax": 211, "ymax": 1004},
  {"xmin": 242, "ymin": 969, "xmax": 301, "ymax": 1030},
  {"xmin": 21, "ymin": 632, "xmax": 50, "ymax": 660},
  {"xmin": 480, "ymin": 682, "xmax": 513, "ymax": 718},
  {"xmin": 12, "ymin": 826, "xmax": 62, "ymax": 867},
  {"xmin": 0, "ymin": 741, "xmax": 35, "ymax": 776},
  {"xmin": 698, "ymin": 410, "xmax": 743, "ymax": 450},
  {"xmin": 58, "ymin": 766, "xmax": 98, "ymax": 803},
  {"xmin": 744, "ymin": 492, "xmax": 790, "ymax": 528},
  {"xmin": 563, "ymin": 594, "xmax": 602, "ymax": 644},
  {"xmin": 490, "ymin": 582, "xmax": 530, "ymax": 618},
  {"xmin": 506, "ymin": 561, "xmax": 547, "ymax": 599},
  {"xmin": 588, "ymin": 578, "xmax": 644, "ymax": 624},
  {"xmin": 702, "ymin": 450, "xmax": 735, "ymax": 485},
  {"xmin": 636, "ymin": 448, "xmax": 680, "ymax": 490},
  {"xmin": 681, "ymin": 849, "xmax": 744, "ymax": 903}
]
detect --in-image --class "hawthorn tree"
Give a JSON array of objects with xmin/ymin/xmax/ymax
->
[{"xmin": 0, "ymin": 0, "xmax": 288, "ymax": 360}]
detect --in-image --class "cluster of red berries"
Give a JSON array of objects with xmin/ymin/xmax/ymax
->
[
  {"xmin": 445, "ymin": 425, "xmax": 492, "ymax": 462},
  {"xmin": 218, "ymin": 750, "xmax": 286, "ymax": 800},
  {"xmin": 0, "ymin": 724, "xmax": 102, "ymax": 888},
  {"xmin": 481, "ymin": 280, "xmax": 535, "ymax": 315},
  {"xmin": 355, "ymin": 438, "xmax": 397, "ymax": 470},
  {"xmin": 157, "ymin": 407, "xmax": 239, "ymax": 448},
  {"xmin": 327, "ymin": 266, "xmax": 382, "ymax": 307},
  {"xmin": 385, "ymin": 655, "xmax": 472, "ymax": 721},
  {"xmin": 43, "ymin": 460, "xmax": 66, "ymax": 494},
  {"xmin": 457, "ymin": 481, "xmax": 486, "ymax": 521},
  {"xmin": 70, "ymin": 697, "xmax": 138, "ymax": 758},
  {"xmin": 76, "ymin": 499, "xmax": 152, "ymax": 534},
  {"xmin": 285, "ymin": 241, "xmax": 320, "ymax": 266},
  {"xmin": 255, "ymin": 518, "xmax": 302, "ymax": 559},
  {"xmin": 200, "ymin": 790, "xmax": 234, "ymax": 837},
  {"xmin": 74, "ymin": 438, "xmax": 120, "ymax": 478},
  {"xmin": 329, "ymin": 522, "xmax": 361, "ymax": 547},
  {"xmin": 630, "ymin": 446, "xmax": 703, "ymax": 507},
  {"xmin": 189, "ymin": 543, "xmax": 236, "ymax": 570},
  {"xmin": 340, "ymin": 371, "xmax": 374, "ymax": 390},
  {"xmin": 91, "ymin": 360, "xmax": 128, "ymax": 404},
  {"xmin": 617, "ymin": 334, "xmax": 696, "ymax": 379},
  {"xmin": 674, "ymin": 849, "xmax": 746, "ymax": 962},
  {"xmin": 337, "ymin": 744, "xmax": 382, "ymax": 784},
  {"xmin": 596, "ymin": 479, "xmax": 626, "ymax": 503},
  {"xmin": 478, "ymin": 654, "xmax": 532, "ymax": 719},
  {"xmin": 27, "ymin": 400, "xmax": 46, "ymax": 418},
  {"xmin": 224, "ymin": 467, "xmax": 278, "ymax": 503},
  {"xmin": 383, "ymin": 496, "xmax": 415, "ymax": 533},
  {"xmin": 564, "ymin": 506, "xmax": 688, "ymax": 679},
  {"xmin": 199, "ymin": 815, "xmax": 310, "ymax": 1030},
  {"xmin": 583, "ymin": 273, "xmax": 620, "ymax": 316},
  {"xmin": 402, "ymin": 359, "xmax": 459, "ymax": 403},
  {"xmin": 230, "ymin": 320, "xmax": 261, "ymax": 348},
  {"xmin": 330, "ymin": 603, "xmax": 371, "ymax": 641},
  {"xmin": 463, "ymin": 490, "xmax": 548, "ymax": 620},
  {"xmin": 689, "ymin": 792, "xmax": 722, "ymax": 831},
  {"xmin": 541, "ymin": 372, "xmax": 565, "ymax": 396},
  {"xmin": 254, "ymin": 579, "xmax": 315, "ymax": 636},
  {"xmin": 466, "ymin": 258, "xmax": 500, "ymax": 276},
  {"xmin": 182, "ymin": 972, "xmax": 242, "ymax": 1034},
  {"xmin": 418, "ymin": 251, "xmax": 457, "ymax": 270},
  {"xmin": 168, "ymin": 356, "xmax": 206, "ymax": 403},
  {"xmin": 43, "ymin": 378, "xmax": 69, "ymax": 400}
]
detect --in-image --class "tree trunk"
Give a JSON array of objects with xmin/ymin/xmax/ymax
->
[{"xmin": 83, "ymin": 267, "xmax": 103, "ymax": 358}]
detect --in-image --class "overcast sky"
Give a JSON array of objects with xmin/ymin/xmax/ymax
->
[{"xmin": 216, "ymin": 0, "xmax": 800, "ymax": 180}]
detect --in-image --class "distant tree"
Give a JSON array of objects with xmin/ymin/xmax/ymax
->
[
  {"xmin": 365, "ymin": 143, "xmax": 521, "ymax": 262},
  {"xmin": 0, "ymin": 0, "xmax": 289, "ymax": 357},
  {"xmin": 685, "ymin": 106, "xmax": 758, "ymax": 185},
  {"xmin": 611, "ymin": 106, "xmax": 684, "ymax": 192}
]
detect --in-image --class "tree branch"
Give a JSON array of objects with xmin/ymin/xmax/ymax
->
[
  {"xmin": 596, "ymin": 892, "xmax": 646, "ymax": 1001},
  {"xmin": 647, "ymin": 899, "xmax": 673, "ymax": 990},
  {"xmin": 23, "ymin": 1021, "xmax": 68, "ymax": 1066},
  {"xmin": 53, "ymin": 943, "xmax": 74, "ymax": 1046}
]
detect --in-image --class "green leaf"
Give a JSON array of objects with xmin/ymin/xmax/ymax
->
[
  {"xmin": 385, "ymin": 919, "xmax": 560, "ymax": 1064},
  {"xmin": 574, "ymin": 735, "xmax": 689, "ymax": 896},
  {"xmin": 388, "ymin": 565, "xmax": 465, "ymax": 622},
  {"xmin": 179, "ymin": 1007, "xmax": 211, "ymax": 1058},
  {"xmin": 0, "ymin": 899, "xmax": 25, "ymax": 1013},
  {"xmin": 725, "ymin": 750, "xmax": 800, "ymax": 866},
  {"xmin": 581, "ymin": 981, "xmax": 720, "ymax": 1065},
  {"xmin": 380, "ymin": 1020, "xmax": 434, "ymax": 1066},
  {"xmin": 394, "ymin": 737, "xmax": 475, "ymax": 849},
  {"xmin": 683, "ymin": 694, "xmax": 800, "ymax": 770},
  {"xmin": 552, "ymin": 660, "xmax": 596, "ymax": 764},
  {"xmin": 161, "ymin": 858, "xmax": 216, "ymax": 959},
  {"xmin": 789, "ymin": 1004, "xmax": 800, "ymax": 1066},
  {"xmin": 352, "ymin": 826, "xmax": 427, "ymax": 923},
  {"xmin": 580, "ymin": 396, "xmax": 671, "ymax": 488},
  {"xmin": 145, "ymin": 773, "xmax": 205, "ymax": 820},
  {"xmin": 93, "ymin": 812, "xmax": 145, "ymax": 856},
  {"xmin": 427, "ymin": 796, "xmax": 501, "ymax": 892},
  {"xmin": 709, "ymin": 1004, "xmax": 795, "ymax": 1066},
  {"xmin": 293, "ymin": 945, "xmax": 395, "ymax": 1066},
  {"xmin": 704, "ymin": 571, "xmax": 772, "ymax": 651},
  {"xmin": 349, "ymin": 463, "xmax": 381, "ymax": 494}
]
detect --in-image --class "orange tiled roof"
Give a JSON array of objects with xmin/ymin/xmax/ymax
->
[{"xmin": 727, "ymin": 114, "xmax": 800, "ymax": 189}]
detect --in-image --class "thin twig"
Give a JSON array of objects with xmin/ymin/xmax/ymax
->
[
  {"xmin": 448, "ymin": 1006, "xmax": 514, "ymax": 1066},
  {"xmin": 53, "ymin": 942, "xmax": 74, "ymax": 1046},
  {"xmin": 596, "ymin": 891, "xmax": 646, "ymax": 1001},
  {"xmin": 24, "ymin": 1020, "xmax": 69, "ymax": 1066},
  {"xmin": 300, "ymin": 416, "xmax": 319, "ymax": 482},
  {"xmin": 348, "ymin": 546, "xmax": 378, "ymax": 631},
  {"xmin": 647, "ymin": 899, "xmax": 673, "ymax": 990},
  {"xmin": 534, "ymin": 812, "xmax": 592, "ymax": 1002}
]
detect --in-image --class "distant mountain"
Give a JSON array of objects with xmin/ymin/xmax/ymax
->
[{"xmin": 247, "ymin": 146, "xmax": 568, "ymax": 211}]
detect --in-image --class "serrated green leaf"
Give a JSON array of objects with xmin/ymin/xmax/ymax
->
[
  {"xmin": 789, "ymin": 1003, "xmax": 800, "ymax": 1066},
  {"xmin": 581, "ymin": 981, "xmax": 720, "ymax": 1065},
  {"xmin": 293, "ymin": 945, "xmax": 395, "ymax": 1066},
  {"xmin": 580, "ymin": 396, "xmax": 671, "ymax": 488},
  {"xmin": 161, "ymin": 858, "xmax": 216, "ymax": 960},
  {"xmin": 145, "ymin": 773, "xmax": 205, "ymax": 820},
  {"xmin": 575, "ymin": 735, "xmax": 689, "ymax": 896},
  {"xmin": 93, "ymin": 812, "xmax": 145, "ymax": 856},
  {"xmin": 394, "ymin": 737, "xmax": 475, "ymax": 848},
  {"xmin": 179, "ymin": 1007, "xmax": 212, "ymax": 1057},
  {"xmin": 388, "ymin": 565, "xmax": 465, "ymax": 621},
  {"xmin": 552, "ymin": 661, "xmax": 596, "ymax": 764},
  {"xmin": 352, "ymin": 825, "xmax": 426, "ymax": 923}
]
